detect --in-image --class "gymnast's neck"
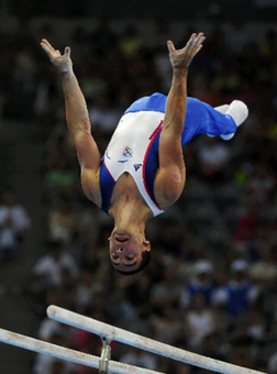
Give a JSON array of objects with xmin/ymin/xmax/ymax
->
[{"xmin": 109, "ymin": 194, "xmax": 152, "ymax": 233}]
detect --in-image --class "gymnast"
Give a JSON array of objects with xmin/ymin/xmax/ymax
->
[{"xmin": 40, "ymin": 32, "xmax": 248, "ymax": 275}]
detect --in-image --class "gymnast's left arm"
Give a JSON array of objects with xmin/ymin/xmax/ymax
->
[{"xmin": 155, "ymin": 33, "xmax": 205, "ymax": 207}]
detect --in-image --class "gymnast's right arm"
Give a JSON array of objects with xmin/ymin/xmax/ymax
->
[{"xmin": 40, "ymin": 39, "xmax": 101, "ymax": 204}]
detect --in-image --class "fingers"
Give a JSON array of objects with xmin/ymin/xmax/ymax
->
[
  {"xmin": 168, "ymin": 32, "xmax": 205, "ymax": 56},
  {"xmin": 195, "ymin": 44, "xmax": 203, "ymax": 54},
  {"xmin": 194, "ymin": 32, "xmax": 206, "ymax": 46},
  {"xmin": 40, "ymin": 39, "xmax": 71, "ymax": 63},
  {"xmin": 184, "ymin": 32, "xmax": 205, "ymax": 51},
  {"xmin": 40, "ymin": 38, "xmax": 58, "ymax": 61},
  {"xmin": 64, "ymin": 46, "xmax": 71, "ymax": 57},
  {"xmin": 168, "ymin": 32, "xmax": 206, "ymax": 69},
  {"xmin": 184, "ymin": 33, "xmax": 197, "ymax": 49},
  {"xmin": 40, "ymin": 41, "xmax": 51, "ymax": 56},
  {"xmin": 167, "ymin": 40, "xmax": 176, "ymax": 53},
  {"xmin": 40, "ymin": 38, "xmax": 56, "ymax": 53}
]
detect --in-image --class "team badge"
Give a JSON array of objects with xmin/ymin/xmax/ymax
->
[{"xmin": 122, "ymin": 146, "xmax": 133, "ymax": 158}]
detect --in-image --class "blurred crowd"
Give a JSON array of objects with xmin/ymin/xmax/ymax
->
[{"xmin": 0, "ymin": 16, "xmax": 276, "ymax": 374}]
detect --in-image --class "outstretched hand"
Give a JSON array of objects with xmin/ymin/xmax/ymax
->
[
  {"xmin": 167, "ymin": 32, "xmax": 206, "ymax": 70},
  {"xmin": 40, "ymin": 39, "xmax": 73, "ymax": 74}
]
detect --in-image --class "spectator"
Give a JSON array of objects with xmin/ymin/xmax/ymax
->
[
  {"xmin": 118, "ymin": 24, "xmax": 143, "ymax": 59},
  {"xmin": 197, "ymin": 138, "xmax": 231, "ymax": 182},
  {"xmin": 150, "ymin": 263, "xmax": 181, "ymax": 313},
  {"xmin": 249, "ymin": 242, "xmax": 277, "ymax": 285},
  {"xmin": 213, "ymin": 259, "xmax": 259, "ymax": 316},
  {"xmin": 120, "ymin": 347, "xmax": 158, "ymax": 371},
  {"xmin": 234, "ymin": 201, "xmax": 261, "ymax": 243},
  {"xmin": 75, "ymin": 269, "xmax": 103, "ymax": 313},
  {"xmin": 32, "ymin": 332, "xmax": 75, "ymax": 374},
  {"xmin": 45, "ymin": 158, "xmax": 77, "ymax": 200},
  {"xmin": 180, "ymin": 259, "xmax": 217, "ymax": 308},
  {"xmin": 48, "ymin": 197, "xmax": 81, "ymax": 245},
  {"xmin": 151, "ymin": 304, "xmax": 183, "ymax": 344},
  {"xmin": 184, "ymin": 293, "xmax": 217, "ymax": 350},
  {"xmin": 0, "ymin": 187, "xmax": 31, "ymax": 261},
  {"xmin": 268, "ymin": 352, "xmax": 277, "ymax": 374},
  {"xmin": 31, "ymin": 239, "xmax": 79, "ymax": 288}
]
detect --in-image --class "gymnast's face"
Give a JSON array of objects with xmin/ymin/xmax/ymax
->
[{"xmin": 108, "ymin": 230, "xmax": 151, "ymax": 273}]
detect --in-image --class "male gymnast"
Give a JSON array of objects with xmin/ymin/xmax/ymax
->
[{"xmin": 40, "ymin": 32, "xmax": 248, "ymax": 275}]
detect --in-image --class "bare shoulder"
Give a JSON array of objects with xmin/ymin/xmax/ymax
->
[
  {"xmin": 80, "ymin": 167, "xmax": 102, "ymax": 208},
  {"xmin": 154, "ymin": 164, "xmax": 186, "ymax": 209}
]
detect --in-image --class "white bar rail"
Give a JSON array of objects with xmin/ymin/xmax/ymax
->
[
  {"xmin": 0, "ymin": 327, "xmax": 164, "ymax": 374},
  {"xmin": 48, "ymin": 305, "xmax": 266, "ymax": 374}
]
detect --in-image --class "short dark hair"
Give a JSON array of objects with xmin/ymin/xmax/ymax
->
[{"xmin": 114, "ymin": 251, "xmax": 151, "ymax": 276}]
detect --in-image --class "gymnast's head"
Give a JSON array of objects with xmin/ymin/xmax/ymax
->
[{"xmin": 108, "ymin": 228, "xmax": 151, "ymax": 275}]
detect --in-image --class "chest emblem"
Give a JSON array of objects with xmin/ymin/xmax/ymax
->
[{"xmin": 122, "ymin": 146, "xmax": 133, "ymax": 158}]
